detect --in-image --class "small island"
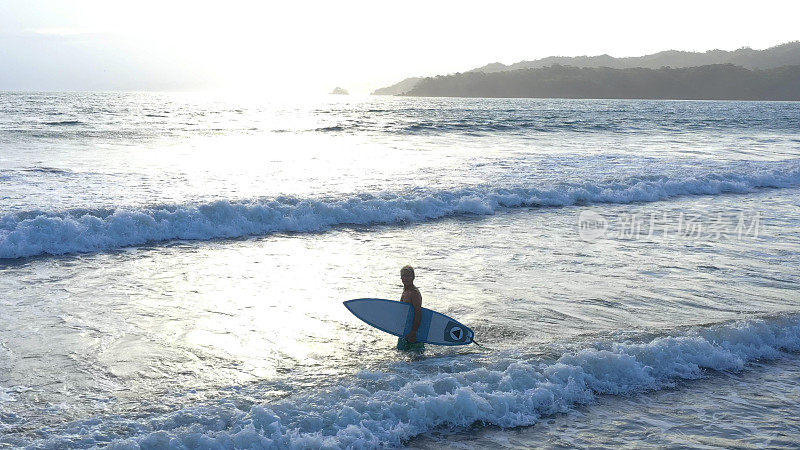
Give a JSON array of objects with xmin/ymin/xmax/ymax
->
[{"xmin": 330, "ymin": 87, "xmax": 349, "ymax": 95}]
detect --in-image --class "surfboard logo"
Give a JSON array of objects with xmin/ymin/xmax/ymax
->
[{"xmin": 444, "ymin": 321, "xmax": 468, "ymax": 343}]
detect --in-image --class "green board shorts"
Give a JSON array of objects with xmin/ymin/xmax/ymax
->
[{"xmin": 397, "ymin": 337, "xmax": 425, "ymax": 351}]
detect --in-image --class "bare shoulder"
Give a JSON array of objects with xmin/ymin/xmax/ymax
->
[
  {"xmin": 401, "ymin": 287, "xmax": 422, "ymax": 306},
  {"xmin": 409, "ymin": 287, "xmax": 422, "ymax": 306}
]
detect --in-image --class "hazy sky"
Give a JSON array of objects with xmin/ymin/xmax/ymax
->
[{"xmin": 1, "ymin": 0, "xmax": 798, "ymax": 93}]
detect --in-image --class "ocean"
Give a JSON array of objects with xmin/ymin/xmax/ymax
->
[{"xmin": 1, "ymin": 93, "xmax": 799, "ymax": 448}]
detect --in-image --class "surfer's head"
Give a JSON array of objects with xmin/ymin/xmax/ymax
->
[{"xmin": 400, "ymin": 265, "xmax": 415, "ymax": 287}]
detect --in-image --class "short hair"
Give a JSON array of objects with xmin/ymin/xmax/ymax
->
[{"xmin": 400, "ymin": 265, "xmax": 415, "ymax": 278}]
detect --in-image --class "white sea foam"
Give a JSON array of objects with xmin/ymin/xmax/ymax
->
[
  {"xmin": 1, "ymin": 163, "xmax": 799, "ymax": 259},
  {"xmin": 0, "ymin": 387, "xmax": 12, "ymax": 403},
  {"xmin": 26, "ymin": 315, "xmax": 800, "ymax": 449}
]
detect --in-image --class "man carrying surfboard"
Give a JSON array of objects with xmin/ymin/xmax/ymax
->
[
  {"xmin": 342, "ymin": 267, "xmax": 475, "ymax": 348},
  {"xmin": 398, "ymin": 265, "xmax": 425, "ymax": 351}
]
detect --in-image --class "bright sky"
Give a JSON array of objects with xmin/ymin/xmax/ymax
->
[{"xmin": 1, "ymin": 0, "xmax": 798, "ymax": 93}]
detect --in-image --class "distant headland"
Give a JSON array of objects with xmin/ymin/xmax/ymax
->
[
  {"xmin": 373, "ymin": 42, "xmax": 800, "ymax": 100},
  {"xmin": 330, "ymin": 87, "xmax": 349, "ymax": 95}
]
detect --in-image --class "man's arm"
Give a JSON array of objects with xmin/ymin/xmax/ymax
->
[{"xmin": 405, "ymin": 291, "xmax": 423, "ymax": 343}]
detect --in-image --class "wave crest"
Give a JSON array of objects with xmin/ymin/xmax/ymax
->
[
  {"xmin": 26, "ymin": 315, "xmax": 800, "ymax": 448},
  {"xmin": 2, "ymin": 163, "xmax": 799, "ymax": 259}
]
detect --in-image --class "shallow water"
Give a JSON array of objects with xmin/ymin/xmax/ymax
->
[{"xmin": 1, "ymin": 94, "xmax": 799, "ymax": 448}]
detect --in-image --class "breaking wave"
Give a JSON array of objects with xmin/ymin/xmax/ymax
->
[
  {"xmin": 2, "ymin": 162, "xmax": 799, "ymax": 259},
  {"xmin": 19, "ymin": 314, "xmax": 800, "ymax": 448}
]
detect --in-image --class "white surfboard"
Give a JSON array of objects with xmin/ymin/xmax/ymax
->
[{"xmin": 343, "ymin": 298, "xmax": 474, "ymax": 346}]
